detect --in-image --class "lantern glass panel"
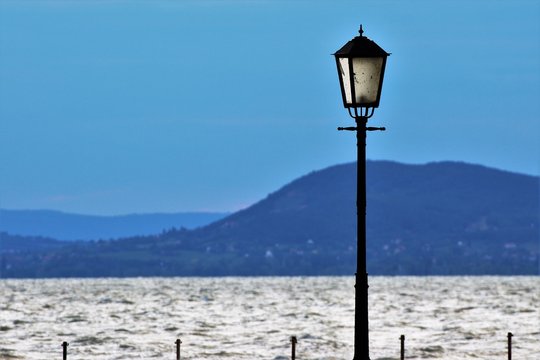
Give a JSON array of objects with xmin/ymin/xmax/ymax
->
[
  {"xmin": 338, "ymin": 58, "xmax": 352, "ymax": 104},
  {"xmin": 352, "ymin": 57, "xmax": 384, "ymax": 105}
]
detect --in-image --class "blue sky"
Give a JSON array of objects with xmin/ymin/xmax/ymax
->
[{"xmin": 0, "ymin": 0, "xmax": 539, "ymax": 215}]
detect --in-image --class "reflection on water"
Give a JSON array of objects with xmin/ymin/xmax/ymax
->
[{"xmin": 0, "ymin": 276, "xmax": 538, "ymax": 359}]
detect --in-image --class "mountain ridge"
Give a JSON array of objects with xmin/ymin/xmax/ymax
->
[
  {"xmin": 0, "ymin": 210, "xmax": 229, "ymax": 241},
  {"xmin": 1, "ymin": 160, "xmax": 538, "ymax": 277}
]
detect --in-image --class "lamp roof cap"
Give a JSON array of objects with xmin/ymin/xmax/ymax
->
[{"xmin": 334, "ymin": 25, "xmax": 390, "ymax": 58}]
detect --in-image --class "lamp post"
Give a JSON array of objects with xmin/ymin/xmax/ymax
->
[{"xmin": 333, "ymin": 25, "xmax": 390, "ymax": 360}]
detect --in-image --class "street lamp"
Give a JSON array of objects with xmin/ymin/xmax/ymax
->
[{"xmin": 333, "ymin": 25, "xmax": 390, "ymax": 360}]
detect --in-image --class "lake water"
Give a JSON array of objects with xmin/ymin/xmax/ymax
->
[{"xmin": 0, "ymin": 276, "xmax": 538, "ymax": 360}]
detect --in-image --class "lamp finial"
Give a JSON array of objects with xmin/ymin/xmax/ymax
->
[{"xmin": 359, "ymin": 24, "xmax": 364, "ymax": 37}]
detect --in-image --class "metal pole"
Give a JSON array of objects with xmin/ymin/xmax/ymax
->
[
  {"xmin": 62, "ymin": 342, "xmax": 68, "ymax": 360},
  {"xmin": 400, "ymin": 335, "xmax": 405, "ymax": 360},
  {"xmin": 354, "ymin": 116, "xmax": 369, "ymax": 360},
  {"xmin": 291, "ymin": 336, "xmax": 297, "ymax": 360},
  {"xmin": 507, "ymin": 332, "xmax": 513, "ymax": 360},
  {"xmin": 175, "ymin": 339, "xmax": 182, "ymax": 360}
]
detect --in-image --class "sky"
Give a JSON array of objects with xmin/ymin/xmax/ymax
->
[{"xmin": 0, "ymin": 0, "xmax": 539, "ymax": 215}]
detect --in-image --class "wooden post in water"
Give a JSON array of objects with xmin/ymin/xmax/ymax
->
[
  {"xmin": 61, "ymin": 342, "xmax": 68, "ymax": 360},
  {"xmin": 507, "ymin": 332, "xmax": 513, "ymax": 360},
  {"xmin": 175, "ymin": 339, "xmax": 182, "ymax": 360},
  {"xmin": 400, "ymin": 335, "xmax": 405, "ymax": 360},
  {"xmin": 290, "ymin": 336, "xmax": 297, "ymax": 360}
]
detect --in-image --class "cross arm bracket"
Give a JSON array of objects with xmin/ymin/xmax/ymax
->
[{"xmin": 337, "ymin": 126, "xmax": 386, "ymax": 131}]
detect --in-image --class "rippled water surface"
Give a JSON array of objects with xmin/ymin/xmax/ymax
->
[{"xmin": 0, "ymin": 276, "xmax": 538, "ymax": 359}]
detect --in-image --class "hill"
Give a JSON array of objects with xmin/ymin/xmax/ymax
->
[
  {"xmin": 1, "ymin": 161, "xmax": 538, "ymax": 277},
  {"xmin": 0, "ymin": 210, "xmax": 228, "ymax": 241}
]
